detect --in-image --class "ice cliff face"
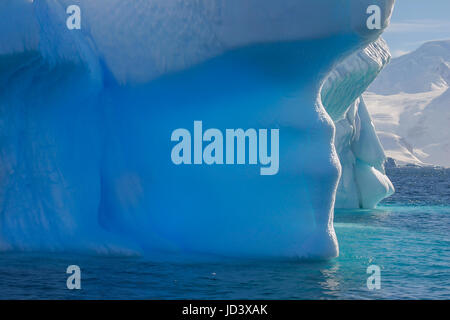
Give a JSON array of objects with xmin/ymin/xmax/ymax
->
[
  {"xmin": 322, "ymin": 38, "xmax": 395, "ymax": 208},
  {"xmin": 0, "ymin": 0, "xmax": 395, "ymax": 257}
]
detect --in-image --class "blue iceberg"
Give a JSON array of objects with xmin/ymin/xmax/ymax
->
[{"xmin": 0, "ymin": 0, "xmax": 395, "ymax": 258}]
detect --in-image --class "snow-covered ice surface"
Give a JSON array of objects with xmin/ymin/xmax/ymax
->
[
  {"xmin": 0, "ymin": 0, "xmax": 395, "ymax": 258},
  {"xmin": 365, "ymin": 40, "xmax": 450, "ymax": 167}
]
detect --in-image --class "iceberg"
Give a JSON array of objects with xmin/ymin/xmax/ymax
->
[
  {"xmin": 322, "ymin": 38, "xmax": 395, "ymax": 208},
  {"xmin": 0, "ymin": 0, "xmax": 395, "ymax": 258}
]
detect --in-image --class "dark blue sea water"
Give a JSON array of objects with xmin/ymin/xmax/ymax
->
[{"xmin": 0, "ymin": 167, "xmax": 449, "ymax": 299}]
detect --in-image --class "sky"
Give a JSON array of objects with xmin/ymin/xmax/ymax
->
[{"xmin": 383, "ymin": 0, "xmax": 450, "ymax": 57}]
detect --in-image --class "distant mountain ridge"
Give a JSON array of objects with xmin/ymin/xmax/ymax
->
[
  {"xmin": 369, "ymin": 40, "xmax": 450, "ymax": 95},
  {"xmin": 365, "ymin": 39, "xmax": 450, "ymax": 167}
]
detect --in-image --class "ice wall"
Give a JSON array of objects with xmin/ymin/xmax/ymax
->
[
  {"xmin": 0, "ymin": 0, "xmax": 395, "ymax": 257},
  {"xmin": 322, "ymin": 38, "xmax": 395, "ymax": 208}
]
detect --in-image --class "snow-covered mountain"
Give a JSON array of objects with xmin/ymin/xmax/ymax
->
[{"xmin": 364, "ymin": 40, "xmax": 450, "ymax": 167}]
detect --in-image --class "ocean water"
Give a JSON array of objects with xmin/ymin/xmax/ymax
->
[{"xmin": 0, "ymin": 167, "xmax": 449, "ymax": 299}]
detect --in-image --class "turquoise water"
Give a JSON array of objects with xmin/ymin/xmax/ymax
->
[{"xmin": 0, "ymin": 168, "xmax": 449, "ymax": 299}]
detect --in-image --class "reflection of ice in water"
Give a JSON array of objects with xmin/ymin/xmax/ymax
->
[{"xmin": 319, "ymin": 263, "xmax": 341, "ymax": 293}]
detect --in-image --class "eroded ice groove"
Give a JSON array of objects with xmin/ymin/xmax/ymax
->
[
  {"xmin": 322, "ymin": 38, "xmax": 394, "ymax": 209},
  {"xmin": 0, "ymin": 0, "xmax": 394, "ymax": 258}
]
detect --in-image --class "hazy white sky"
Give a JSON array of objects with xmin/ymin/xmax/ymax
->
[{"xmin": 383, "ymin": 0, "xmax": 450, "ymax": 57}]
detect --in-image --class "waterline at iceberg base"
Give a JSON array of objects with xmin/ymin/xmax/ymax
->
[
  {"xmin": 2, "ymin": 201, "xmax": 449, "ymax": 299},
  {"xmin": 0, "ymin": 0, "xmax": 395, "ymax": 259}
]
